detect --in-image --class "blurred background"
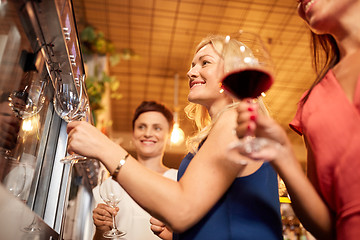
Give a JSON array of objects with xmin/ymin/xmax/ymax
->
[
  {"xmin": 72, "ymin": 0, "xmax": 315, "ymax": 169},
  {"xmin": 0, "ymin": 1, "xmax": 316, "ymax": 239}
]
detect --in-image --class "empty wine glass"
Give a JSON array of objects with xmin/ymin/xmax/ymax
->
[
  {"xmin": 220, "ymin": 30, "xmax": 275, "ymax": 160},
  {"xmin": 74, "ymin": 76, "xmax": 91, "ymax": 121},
  {"xmin": 60, "ymin": 80, "xmax": 89, "ymax": 164},
  {"xmin": 3, "ymin": 160, "xmax": 26, "ymax": 198},
  {"xmin": 52, "ymin": 74, "xmax": 87, "ymax": 164},
  {"xmin": 99, "ymin": 169, "xmax": 126, "ymax": 238},
  {"xmin": 53, "ymin": 75, "xmax": 82, "ymax": 122},
  {"xmin": 22, "ymin": 215, "xmax": 41, "ymax": 233},
  {"xmin": 1, "ymin": 75, "xmax": 48, "ymax": 161},
  {"xmin": 2, "ymin": 160, "xmax": 41, "ymax": 233},
  {"xmin": 8, "ymin": 74, "xmax": 48, "ymax": 119}
]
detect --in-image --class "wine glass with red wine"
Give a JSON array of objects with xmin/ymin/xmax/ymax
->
[{"xmin": 220, "ymin": 30, "xmax": 275, "ymax": 159}]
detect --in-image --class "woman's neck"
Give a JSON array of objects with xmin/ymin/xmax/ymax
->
[
  {"xmin": 137, "ymin": 155, "xmax": 169, "ymax": 174},
  {"xmin": 332, "ymin": 2, "xmax": 360, "ymax": 59},
  {"xmin": 207, "ymin": 96, "xmax": 233, "ymax": 119},
  {"xmin": 336, "ymin": 32, "xmax": 360, "ymax": 60}
]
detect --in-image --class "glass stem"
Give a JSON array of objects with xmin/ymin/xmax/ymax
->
[
  {"xmin": 59, "ymin": 163, "xmax": 73, "ymax": 238},
  {"xmin": 112, "ymin": 210, "xmax": 117, "ymax": 230}
]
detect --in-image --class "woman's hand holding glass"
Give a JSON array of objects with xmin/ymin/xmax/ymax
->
[
  {"xmin": 233, "ymin": 100, "xmax": 292, "ymax": 164},
  {"xmin": 66, "ymin": 121, "xmax": 120, "ymax": 162},
  {"xmin": 93, "ymin": 203, "xmax": 119, "ymax": 233},
  {"xmin": 219, "ymin": 30, "xmax": 286, "ymax": 165},
  {"xmin": 53, "ymin": 76, "xmax": 89, "ymax": 164},
  {"xmin": 99, "ymin": 169, "xmax": 126, "ymax": 238},
  {"xmin": 220, "ymin": 31, "xmax": 275, "ymax": 157}
]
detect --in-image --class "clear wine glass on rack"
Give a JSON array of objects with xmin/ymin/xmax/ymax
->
[
  {"xmin": 2, "ymin": 160, "xmax": 41, "ymax": 233},
  {"xmin": 52, "ymin": 73, "xmax": 87, "ymax": 164},
  {"xmin": 220, "ymin": 30, "xmax": 275, "ymax": 158},
  {"xmin": 99, "ymin": 169, "xmax": 126, "ymax": 238},
  {"xmin": 8, "ymin": 73, "xmax": 48, "ymax": 119},
  {"xmin": 1, "ymin": 75, "xmax": 48, "ymax": 161},
  {"xmin": 22, "ymin": 212, "xmax": 41, "ymax": 233},
  {"xmin": 3, "ymin": 160, "xmax": 27, "ymax": 198}
]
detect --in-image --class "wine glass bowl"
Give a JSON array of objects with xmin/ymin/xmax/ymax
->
[
  {"xmin": 221, "ymin": 68, "xmax": 273, "ymax": 100},
  {"xmin": 220, "ymin": 30, "xmax": 274, "ymax": 99},
  {"xmin": 3, "ymin": 160, "xmax": 26, "ymax": 198},
  {"xmin": 1, "ymin": 76, "xmax": 48, "ymax": 161},
  {"xmin": 220, "ymin": 30, "xmax": 276, "ymax": 157},
  {"xmin": 99, "ymin": 170, "xmax": 126, "ymax": 238},
  {"xmin": 53, "ymin": 80, "xmax": 82, "ymax": 122},
  {"xmin": 8, "ymin": 74, "xmax": 48, "ymax": 119},
  {"xmin": 52, "ymin": 76, "xmax": 88, "ymax": 164}
]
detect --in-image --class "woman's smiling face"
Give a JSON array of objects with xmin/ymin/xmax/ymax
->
[
  {"xmin": 132, "ymin": 111, "xmax": 170, "ymax": 158},
  {"xmin": 187, "ymin": 43, "xmax": 225, "ymax": 107},
  {"xmin": 297, "ymin": 0, "xmax": 358, "ymax": 35}
]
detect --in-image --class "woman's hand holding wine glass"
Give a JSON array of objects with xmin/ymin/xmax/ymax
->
[
  {"xmin": 53, "ymin": 75, "xmax": 88, "ymax": 164},
  {"xmin": 99, "ymin": 169, "xmax": 126, "ymax": 238},
  {"xmin": 234, "ymin": 100, "xmax": 291, "ymax": 163},
  {"xmin": 220, "ymin": 30, "xmax": 280, "ymax": 164},
  {"xmin": 93, "ymin": 203, "xmax": 119, "ymax": 233}
]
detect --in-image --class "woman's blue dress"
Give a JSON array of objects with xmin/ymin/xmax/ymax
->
[{"xmin": 173, "ymin": 151, "xmax": 283, "ymax": 240}]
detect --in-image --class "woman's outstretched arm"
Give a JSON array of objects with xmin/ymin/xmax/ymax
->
[{"xmin": 66, "ymin": 109, "xmax": 258, "ymax": 233}]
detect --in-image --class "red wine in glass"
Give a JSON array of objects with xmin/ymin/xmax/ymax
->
[
  {"xmin": 224, "ymin": 68, "xmax": 274, "ymax": 164},
  {"xmin": 221, "ymin": 67, "xmax": 274, "ymax": 99},
  {"xmin": 221, "ymin": 31, "xmax": 278, "ymax": 163},
  {"xmin": 222, "ymin": 67, "xmax": 274, "ymax": 158}
]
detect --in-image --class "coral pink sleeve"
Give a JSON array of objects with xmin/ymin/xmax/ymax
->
[{"xmin": 289, "ymin": 92, "xmax": 308, "ymax": 136}]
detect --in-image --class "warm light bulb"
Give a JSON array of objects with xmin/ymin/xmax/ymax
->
[
  {"xmin": 22, "ymin": 118, "xmax": 33, "ymax": 132},
  {"xmin": 171, "ymin": 123, "xmax": 185, "ymax": 145},
  {"xmin": 225, "ymin": 35, "xmax": 231, "ymax": 43},
  {"xmin": 22, "ymin": 115, "xmax": 39, "ymax": 132}
]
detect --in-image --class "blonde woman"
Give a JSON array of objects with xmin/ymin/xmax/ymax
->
[{"xmin": 67, "ymin": 35, "xmax": 282, "ymax": 240}]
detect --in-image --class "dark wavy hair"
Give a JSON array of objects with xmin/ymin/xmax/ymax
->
[
  {"xmin": 301, "ymin": 32, "xmax": 340, "ymax": 105},
  {"xmin": 132, "ymin": 101, "xmax": 174, "ymax": 132}
]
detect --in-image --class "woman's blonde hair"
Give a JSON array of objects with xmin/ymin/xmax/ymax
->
[{"xmin": 185, "ymin": 34, "xmax": 263, "ymax": 152}]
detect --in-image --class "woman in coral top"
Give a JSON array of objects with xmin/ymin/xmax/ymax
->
[{"xmin": 234, "ymin": 0, "xmax": 360, "ymax": 239}]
